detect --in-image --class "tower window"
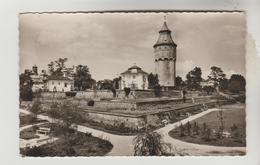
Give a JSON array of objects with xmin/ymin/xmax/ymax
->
[{"xmin": 133, "ymin": 75, "xmax": 136, "ymax": 79}]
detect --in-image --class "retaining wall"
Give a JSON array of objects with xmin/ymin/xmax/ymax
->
[{"xmin": 39, "ymin": 90, "xmax": 181, "ymax": 100}]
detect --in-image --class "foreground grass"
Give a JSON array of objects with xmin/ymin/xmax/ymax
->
[
  {"xmin": 20, "ymin": 126, "xmax": 40, "ymax": 140},
  {"xmin": 20, "ymin": 124, "xmax": 113, "ymax": 156},
  {"xmin": 19, "ymin": 114, "xmax": 46, "ymax": 127},
  {"xmin": 169, "ymin": 104, "xmax": 246, "ymax": 147}
]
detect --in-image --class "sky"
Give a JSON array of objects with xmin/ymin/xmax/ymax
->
[{"xmin": 19, "ymin": 12, "xmax": 246, "ymax": 81}]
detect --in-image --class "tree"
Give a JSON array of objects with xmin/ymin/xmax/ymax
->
[
  {"xmin": 29, "ymin": 99, "xmax": 41, "ymax": 122},
  {"xmin": 208, "ymin": 66, "xmax": 226, "ymax": 88},
  {"xmin": 202, "ymin": 122, "xmax": 207, "ymax": 135},
  {"xmin": 74, "ymin": 65, "xmax": 95, "ymax": 91},
  {"xmin": 179, "ymin": 123, "xmax": 185, "ymax": 137},
  {"xmin": 203, "ymin": 128, "xmax": 211, "ymax": 141},
  {"xmin": 228, "ymin": 74, "xmax": 246, "ymax": 93},
  {"xmin": 133, "ymin": 132, "xmax": 172, "ymax": 156},
  {"xmin": 154, "ymin": 84, "xmax": 162, "ymax": 97},
  {"xmin": 186, "ymin": 67, "xmax": 202, "ymax": 90},
  {"xmin": 175, "ymin": 76, "xmax": 185, "ymax": 87},
  {"xmin": 47, "ymin": 58, "xmax": 68, "ymax": 76},
  {"xmin": 185, "ymin": 121, "xmax": 192, "ymax": 136},
  {"xmin": 192, "ymin": 122, "xmax": 200, "ymax": 135},
  {"xmin": 124, "ymin": 87, "xmax": 131, "ymax": 98},
  {"xmin": 148, "ymin": 73, "xmax": 159, "ymax": 89},
  {"xmin": 202, "ymin": 86, "xmax": 215, "ymax": 95},
  {"xmin": 216, "ymin": 110, "xmax": 225, "ymax": 139},
  {"xmin": 111, "ymin": 87, "xmax": 116, "ymax": 98},
  {"xmin": 19, "ymin": 71, "xmax": 33, "ymax": 101},
  {"xmin": 47, "ymin": 102, "xmax": 85, "ymax": 154},
  {"xmin": 112, "ymin": 77, "xmax": 121, "ymax": 89},
  {"xmin": 219, "ymin": 78, "xmax": 229, "ymax": 91},
  {"xmin": 97, "ymin": 79, "xmax": 113, "ymax": 90}
]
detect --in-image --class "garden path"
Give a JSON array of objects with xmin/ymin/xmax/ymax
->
[
  {"xmin": 155, "ymin": 108, "xmax": 246, "ymax": 155},
  {"xmin": 20, "ymin": 106, "xmax": 246, "ymax": 156},
  {"xmin": 19, "ymin": 121, "xmax": 58, "ymax": 148}
]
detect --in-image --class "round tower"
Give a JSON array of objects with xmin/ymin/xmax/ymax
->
[{"xmin": 154, "ymin": 19, "xmax": 177, "ymax": 91}]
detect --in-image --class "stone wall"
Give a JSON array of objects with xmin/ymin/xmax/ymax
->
[
  {"xmin": 41, "ymin": 92, "xmax": 66, "ymax": 99},
  {"xmin": 82, "ymin": 111, "xmax": 146, "ymax": 130},
  {"xmin": 39, "ymin": 89, "xmax": 181, "ymax": 100},
  {"xmin": 38, "ymin": 95, "xmax": 226, "ymax": 112}
]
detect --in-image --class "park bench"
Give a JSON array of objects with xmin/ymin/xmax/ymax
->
[{"xmin": 36, "ymin": 127, "xmax": 51, "ymax": 136}]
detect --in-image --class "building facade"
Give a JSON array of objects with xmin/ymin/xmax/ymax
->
[
  {"xmin": 154, "ymin": 20, "xmax": 177, "ymax": 91},
  {"xmin": 30, "ymin": 65, "xmax": 47, "ymax": 92},
  {"xmin": 47, "ymin": 76, "xmax": 74, "ymax": 92},
  {"xmin": 120, "ymin": 65, "xmax": 148, "ymax": 90}
]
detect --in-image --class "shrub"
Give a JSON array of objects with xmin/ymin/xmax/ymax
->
[
  {"xmin": 154, "ymin": 85, "xmax": 162, "ymax": 97},
  {"xmin": 185, "ymin": 121, "xmax": 192, "ymax": 136},
  {"xmin": 202, "ymin": 128, "xmax": 211, "ymax": 141},
  {"xmin": 65, "ymin": 91, "xmax": 77, "ymax": 97},
  {"xmin": 124, "ymin": 87, "xmax": 131, "ymax": 98},
  {"xmin": 179, "ymin": 123, "xmax": 185, "ymax": 137},
  {"xmin": 87, "ymin": 100, "xmax": 95, "ymax": 106},
  {"xmin": 192, "ymin": 122, "xmax": 200, "ymax": 135},
  {"xmin": 22, "ymin": 146, "xmax": 46, "ymax": 157},
  {"xmin": 133, "ymin": 132, "xmax": 172, "ymax": 156},
  {"xmin": 29, "ymin": 99, "xmax": 41, "ymax": 121},
  {"xmin": 111, "ymin": 88, "xmax": 116, "ymax": 98},
  {"xmin": 20, "ymin": 86, "xmax": 33, "ymax": 101},
  {"xmin": 50, "ymin": 102, "xmax": 59, "ymax": 109}
]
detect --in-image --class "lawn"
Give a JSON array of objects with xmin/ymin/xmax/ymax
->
[
  {"xmin": 19, "ymin": 114, "xmax": 46, "ymax": 127},
  {"xmin": 20, "ymin": 126, "xmax": 40, "ymax": 140},
  {"xmin": 169, "ymin": 104, "xmax": 246, "ymax": 147},
  {"xmin": 20, "ymin": 123, "xmax": 113, "ymax": 156}
]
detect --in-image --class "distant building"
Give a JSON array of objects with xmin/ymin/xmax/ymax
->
[
  {"xmin": 154, "ymin": 19, "xmax": 177, "ymax": 91},
  {"xmin": 120, "ymin": 65, "xmax": 148, "ymax": 90},
  {"xmin": 61, "ymin": 66, "xmax": 75, "ymax": 80},
  {"xmin": 30, "ymin": 65, "xmax": 47, "ymax": 92},
  {"xmin": 47, "ymin": 75, "xmax": 74, "ymax": 92}
]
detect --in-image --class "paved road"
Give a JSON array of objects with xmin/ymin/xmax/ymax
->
[{"xmin": 20, "ymin": 107, "xmax": 246, "ymax": 156}]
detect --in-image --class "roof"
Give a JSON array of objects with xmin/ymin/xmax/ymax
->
[
  {"xmin": 121, "ymin": 65, "xmax": 148, "ymax": 75},
  {"xmin": 160, "ymin": 21, "xmax": 171, "ymax": 32},
  {"xmin": 153, "ymin": 21, "xmax": 177, "ymax": 48},
  {"xmin": 47, "ymin": 75, "xmax": 73, "ymax": 81}
]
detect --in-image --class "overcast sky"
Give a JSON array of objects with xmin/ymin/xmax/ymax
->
[{"xmin": 19, "ymin": 12, "xmax": 246, "ymax": 81}]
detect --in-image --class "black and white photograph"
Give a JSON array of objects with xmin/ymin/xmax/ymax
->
[{"xmin": 19, "ymin": 11, "xmax": 247, "ymax": 156}]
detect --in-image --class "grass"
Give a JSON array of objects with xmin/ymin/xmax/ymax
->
[
  {"xmin": 19, "ymin": 114, "xmax": 46, "ymax": 127},
  {"xmin": 20, "ymin": 126, "xmax": 40, "ymax": 140},
  {"xmin": 20, "ymin": 126, "xmax": 113, "ymax": 156},
  {"xmin": 169, "ymin": 104, "xmax": 246, "ymax": 147}
]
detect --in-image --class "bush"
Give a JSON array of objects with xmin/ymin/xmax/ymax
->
[
  {"xmin": 154, "ymin": 85, "xmax": 162, "ymax": 97},
  {"xmin": 22, "ymin": 146, "xmax": 46, "ymax": 157},
  {"xmin": 20, "ymin": 86, "xmax": 33, "ymax": 101},
  {"xmin": 124, "ymin": 87, "xmax": 131, "ymax": 98},
  {"xmin": 87, "ymin": 100, "xmax": 95, "ymax": 106},
  {"xmin": 111, "ymin": 88, "xmax": 116, "ymax": 98},
  {"xmin": 65, "ymin": 91, "xmax": 77, "ymax": 97},
  {"xmin": 234, "ymin": 95, "xmax": 245, "ymax": 103},
  {"xmin": 179, "ymin": 123, "xmax": 185, "ymax": 137}
]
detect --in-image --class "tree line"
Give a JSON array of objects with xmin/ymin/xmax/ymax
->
[{"xmin": 20, "ymin": 58, "xmax": 246, "ymax": 101}]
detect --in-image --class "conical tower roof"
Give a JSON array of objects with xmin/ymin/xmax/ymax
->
[
  {"xmin": 160, "ymin": 21, "xmax": 171, "ymax": 32},
  {"xmin": 153, "ymin": 21, "xmax": 176, "ymax": 48}
]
